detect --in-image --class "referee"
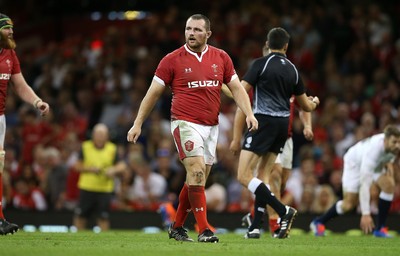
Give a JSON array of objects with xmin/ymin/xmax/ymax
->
[{"xmin": 234, "ymin": 27, "xmax": 320, "ymax": 239}]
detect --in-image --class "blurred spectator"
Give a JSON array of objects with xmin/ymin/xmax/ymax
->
[
  {"xmin": 73, "ymin": 123, "xmax": 127, "ymax": 231},
  {"xmin": 121, "ymin": 152, "xmax": 167, "ymax": 211},
  {"xmin": 311, "ymin": 184, "xmax": 337, "ymax": 214},
  {"xmin": 285, "ymin": 155, "xmax": 318, "ymax": 209},
  {"xmin": 151, "ymin": 139, "xmax": 185, "ymax": 203},
  {"xmin": 12, "ymin": 178, "xmax": 47, "ymax": 211},
  {"xmin": 42, "ymin": 147, "xmax": 68, "ymax": 210},
  {"xmin": 205, "ymin": 173, "xmax": 227, "ymax": 213},
  {"xmin": 19, "ymin": 108, "xmax": 52, "ymax": 164},
  {"xmin": 298, "ymin": 185, "xmax": 315, "ymax": 214},
  {"xmin": 59, "ymin": 102, "xmax": 89, "ymax": 141},
  {"xmin": 99, "ymin": 88, "xmax": 125, "ymax": 131}
]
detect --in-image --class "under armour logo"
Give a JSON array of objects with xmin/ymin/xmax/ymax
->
[
  {"xmin": 195, "ymin": 207, "xmax": 204, "ymax": 212},
  {"xmin": 185, "ymin": 68, "xmax": 192, "ymax": 73}
]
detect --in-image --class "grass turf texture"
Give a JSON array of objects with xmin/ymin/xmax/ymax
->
[{"xmin": 2, "ymin": 230, "xmax": 399, "ymax": 256}]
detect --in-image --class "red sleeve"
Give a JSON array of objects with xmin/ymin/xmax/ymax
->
[
  {"xmin": 155, "ymin": 53, "xmax": 175, "ymax": 85},
  {"xmin": 11, "ymin": 50, "xmax": 21, "ymax": 74},
  {"xmin": 221, "ymin": 50, "xmax": 237, "ymax": 84}
]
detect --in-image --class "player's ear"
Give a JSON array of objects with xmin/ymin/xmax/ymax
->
[{"xmin": 206, "ymin": 31, "xmax": 212, "ymax": 39}]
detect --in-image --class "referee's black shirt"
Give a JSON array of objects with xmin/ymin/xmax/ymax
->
[{"xmin": 242, "ymin": 52, "xmax": 305, "ymax": 117}]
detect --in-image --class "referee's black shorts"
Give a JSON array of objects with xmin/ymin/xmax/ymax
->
[
  {"xmin": 242, "ymin": 114, "xmax": 289, "ymax": 155},
  {"xmin": 74, "ymin": 189, "xmax": 112, "ymax": 219}
]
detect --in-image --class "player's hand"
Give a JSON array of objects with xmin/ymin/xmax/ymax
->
[
  {"xmin": 229, "ymin": 139, "xmax": 241, "ymax": 156},
  {"xmin": 246, "ymin": 115, "xmax": 258, "ymax": 132},
  {"xmin": 127, "ymin": 124, "xmax": 141, "ymax": 143},
  {"xmin": 360, "ymin": 215, "xmax": 375, "ymax": 234},
  {"xmin": 303, "ymin": 126, "xmax": 314, "ymax": 141},
  {"xmin": 308, "ymin": 96, "xmax": 320, "ymax": 108},
  {"xmin": 37, "ymin": 101, "xmax": 50, "ymax": 116}
]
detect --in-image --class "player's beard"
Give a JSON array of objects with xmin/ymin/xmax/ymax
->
[
  {"xmin": 0, "ymin": 36, "xmax": 16, "ymax": 49},
  {"xmin": 186, "ymin": 38, "xmax": 203, "ymax": 52}
]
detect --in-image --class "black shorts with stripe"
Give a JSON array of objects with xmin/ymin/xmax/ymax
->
[{"xmin": 242, "ymin": 114, "xmax": 289, "ymax": 155}]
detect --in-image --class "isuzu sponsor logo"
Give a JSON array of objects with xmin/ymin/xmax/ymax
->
[
  {"xmin": 0, "ymin": 73, "xmax": 11, "ymax": 80},
  {"xmin": 187, "ymin": 80, "xmax": 219, "ymax": 88}
]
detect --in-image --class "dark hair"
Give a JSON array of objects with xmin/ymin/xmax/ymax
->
[
  {"xmin": 188, "ymin": 14, "xmax": 211, "ymax": 31},
  {"xmin": 267, "ymin": 27, "xmax": 290, "ymax": 50},
  {"xmin": 384, "ymin": 124, "xmax": 400, "ymax": 138}
]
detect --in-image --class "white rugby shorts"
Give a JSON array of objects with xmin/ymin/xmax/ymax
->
[
  {"xmin": 274, "ymin": 137, "xmax": 293, "ymax": 169},
  {"xmin": 171, "ymin": 120, "xmax": 218, "ymax": 165},
  {"xmin": 0, "ymin": 115, "xmax": 5, "ymax": 148}
]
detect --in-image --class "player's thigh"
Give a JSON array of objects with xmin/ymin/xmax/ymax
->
[
  {"xmin": 171, "ymin": 120, "xmax": 217, "ymax": 165},
  {"xmin": 171, "ymin": 120, "xmax": 205, "ymax": 160},
  {"xmin": 342, "ymin": 192, "xmax": 359, "ymax": 210},
  {"xmin": 281, "ymin": 167, "xmax": 291, "ymax": 186},
  {"xmin": 376, "ymin": 172, "xmax": 395, "ymax": 193}
]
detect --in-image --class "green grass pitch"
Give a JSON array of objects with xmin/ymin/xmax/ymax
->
[{"xmin": 1, "ymin": 229, "xmax": 399, "ymax": 256}]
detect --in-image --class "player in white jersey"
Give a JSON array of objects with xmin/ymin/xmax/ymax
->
[{"xmin": 310, "ymin": 124, "xmax": 400, "ymax": 237}]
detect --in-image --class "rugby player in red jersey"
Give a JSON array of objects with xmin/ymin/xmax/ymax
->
[
  {"xmin": 127, "ymin": 14, "xmax": 258, "ymax": 242},
  {"xmin": 0, "ymin": 13, "xmax": 50, "ymax": 235}
]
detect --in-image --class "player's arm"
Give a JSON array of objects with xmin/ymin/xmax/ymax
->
[
  {"xmin": 10, "ymin": 72, "xmax": 50, "ymax": 116},
  {"xmin": 359, "ymin": 169, "xmax": 375, "ymax": 234},
  {"xmin": 226, "ymin": 78, "xmax": 258, "ymax": 132},
  {"xmin": 359, "ymin": 149, "xmax": 380, "ymax": 233},
  {"xmin": 221, "ymin": 84, "xmax": 233, "ymax": 98},
  {"xmin": 230, "ymin": 107, "xmax": 246, "ymax": 155},
  {"xmin": 299, "ymin": 110, "xmax": 313, "ymax": 141},
  {"xmin": 127, "ymin": 79, "xmax": 165, "ymax": 143},
  {"xmin": 359, "ymin": 158, "xmax": 375, "ymax": 217},
  {"xmin": 295, "ymin": 93, "xmax": 319, "ymax": 112}
]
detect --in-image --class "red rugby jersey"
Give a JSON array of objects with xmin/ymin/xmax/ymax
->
[
  {"xmin": 154, "ymin": 44, "xmax": 237, "ymax": 126},
  {"xmin": 0, "ymin": 49, "xmax": 21, "ymax": 115}
]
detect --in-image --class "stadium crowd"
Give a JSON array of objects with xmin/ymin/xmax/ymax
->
[{"xmin": 2, "ymin": 0, "xmax": 400, "ymax": 218}]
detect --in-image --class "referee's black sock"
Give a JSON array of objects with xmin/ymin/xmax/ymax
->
[
  {"xmin": 249, "ymin": 198, "xmax": 265, "ymax": 231},
  {"xmin": 254, "ymin": 183, "xmax": 286, "ymax": 217}
]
